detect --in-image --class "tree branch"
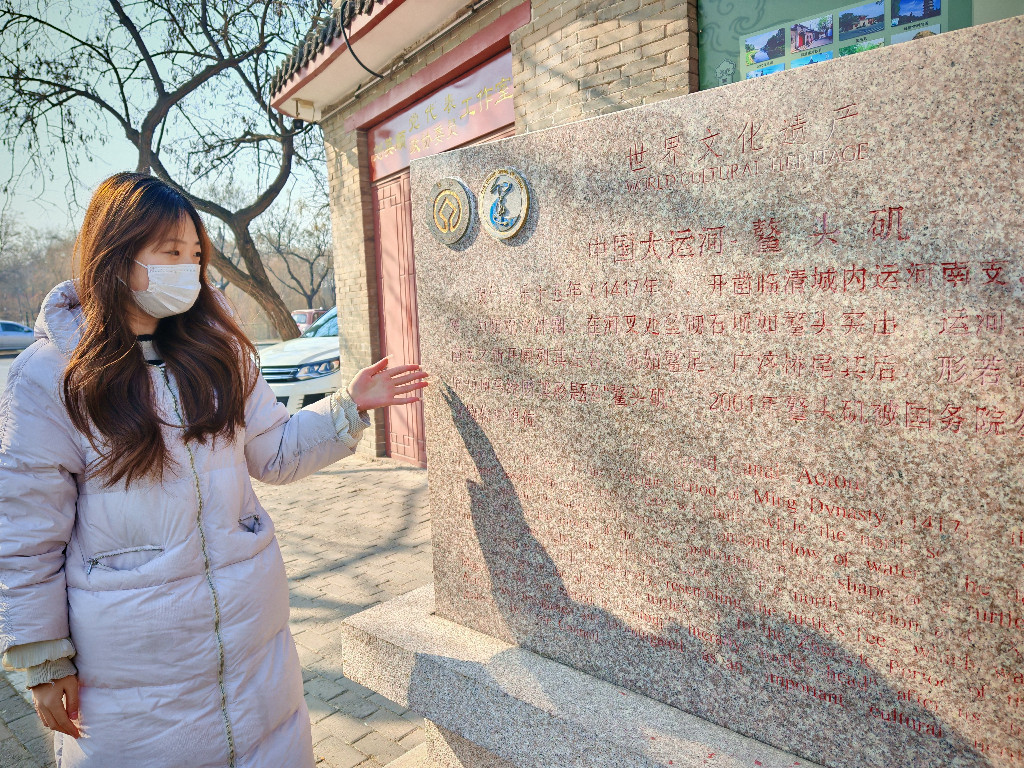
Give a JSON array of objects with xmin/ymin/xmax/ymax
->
[{"xmin": 107, "ymin": 0, "xmax": 166, "ymax": 97}]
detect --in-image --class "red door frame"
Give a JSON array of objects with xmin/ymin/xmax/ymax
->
[
  {"xmin": 372, "ymin": 171, "xmax": 426, "ymax": 466},
  {"xmin": 359, "ymin": 5, "xmax": 529, "ymax": 466}
]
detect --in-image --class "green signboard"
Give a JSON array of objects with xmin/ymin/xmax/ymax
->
[{"xmin": 698, "ymin": 0, "xmax": 1021, "ymax": 89}]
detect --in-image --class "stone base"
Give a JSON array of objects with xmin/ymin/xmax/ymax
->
[{"xmin": 340, "ymin": 586, "xmax": 822, "ymax": 768}]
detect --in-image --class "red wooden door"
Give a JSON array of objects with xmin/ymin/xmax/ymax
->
[
  {"xmin": 373, "ymin": 171, "xmax": 427, "ymax": 467},
  {"xmin": 371, "ymin": 125, "xmax": 516, "ymax": 467}
]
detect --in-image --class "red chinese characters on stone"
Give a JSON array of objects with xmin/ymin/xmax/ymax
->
[
  {"xmin": 730, "ymin": 351, "xmax": 899, "ymax": 382},
  {"xmin": 753, "ymin": 218, "xmax": 782, "ymax": 254},
  {"xmin": 812, "ymin": 211, "xmax": 839, "ymax": 245},
  {"xmin": 869, "ymin": 206, "xmax": 909, "ymax": 242},
  {"xmin": 590, "ymin": 226, "xmax": 727, "ymax": 263},
  {"xmin": 737, "ymin": 121, "xmax": 765, "ymax": 154},
  {"xmin": 708, "ymin": 259, "xmax": 1015, "ymax": 297},
  {"xmin": 628, "ymin": 141, "xmax": 647, "ymax": 172},
  {"xmin": 702, "ymin": 391, "xmax": 1024, "ymax": 440},
  {"xmin": 698, "ymin": 128, "xmax": 722, "ymax": 162}
]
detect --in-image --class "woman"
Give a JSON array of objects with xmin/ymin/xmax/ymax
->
[{"xmin": 0, "ymin": 172, "xmax": 429, "ymax": 767}]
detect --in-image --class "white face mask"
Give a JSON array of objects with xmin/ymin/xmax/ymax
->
[{"xmin": 132, "ymin": 261, "xmax": 202, "ymax": 319}]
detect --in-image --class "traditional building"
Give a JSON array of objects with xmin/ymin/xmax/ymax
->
[
  {"xmin": 269, "ymin": 0, "xmax": 698, "ymax": 465},
  {"xmin": 791, "ymin": 22, "xmax": 817, "ymax": 50}
]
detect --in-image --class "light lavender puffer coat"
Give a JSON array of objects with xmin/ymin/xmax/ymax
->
[{"xmin": 0, "ymin": 282, "xmax": 367, "ymax": 767}]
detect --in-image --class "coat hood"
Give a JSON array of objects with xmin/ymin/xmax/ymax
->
[{"xmin": 34, "ymin": 280, "xmax": 85, "ymax": 359}]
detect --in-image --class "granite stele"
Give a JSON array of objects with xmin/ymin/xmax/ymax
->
[{"xmin": 340, "ymin": 17, "xmax": 1024, "ymax": 768}]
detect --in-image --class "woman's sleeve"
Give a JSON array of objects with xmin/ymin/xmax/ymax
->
[
  {"xmin": 244, "ymin": 371, "xmax": 371, "ymax": 485},
  {"xmin": 0, "ymin": 345, "xmax": 85, "ymax": 657},
  {"xmin": 3, "ymin": 638, "xmax": 77, "ymax": 687}
]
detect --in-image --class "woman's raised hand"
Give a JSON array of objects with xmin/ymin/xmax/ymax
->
[
  {"xmin": 30, "ymin": 674, "xmax": 80, "ymax": 739},
  {"xmin": 347, "ymin": 357, "xmax": 430, "ymax": 411}
]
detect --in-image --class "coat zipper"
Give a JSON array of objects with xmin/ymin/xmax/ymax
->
[
  {"xmin": 161, "ymin": 367, "xmax": 237, "ymax": 767},
  {"xmin": 86, "ymin": 545, "xmax": 164, "ymax": 575}
]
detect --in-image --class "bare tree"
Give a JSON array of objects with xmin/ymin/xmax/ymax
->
[
  {"xmin": 257, "ymin": 191, "xmax": 333, "ymax": 310},
  {"xmin": 0, "ymin": 0, "xmax": 334, "ymax": 339},
  {"xmin": 0, "ymin": 216, "xmax": 74, "ymax": 324}
]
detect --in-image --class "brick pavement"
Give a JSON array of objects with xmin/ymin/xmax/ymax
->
[{"xmin": 0, "ymin": 455, "xmax": 432, "ymax": 768}]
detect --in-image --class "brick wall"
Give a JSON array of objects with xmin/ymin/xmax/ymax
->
[
  {"xmin": 511, "ymin": 0, "xmax": 698, "ymax": 133},
  {"xmin": 319, "ymin": 0, "xmax": 699, "ymax": 458}
]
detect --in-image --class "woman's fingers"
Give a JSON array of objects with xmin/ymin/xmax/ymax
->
[
  {"xmin": 388, "ymin": 371, "xmax": 430, "ymax": 385},
  {"xmin": 393, "ymin": 382, "xmax": 429, "ymax": 394},
  {"xmin": 381, "ymin": 365, "xmax": 427, "ymax": 379},
  {"xmin": 65, "ymin": 677, "xmax": 79, "ymax": 721},
  {"xmin": 34, "ymin": 703, "xmax": 54, "ymax": 730},
  {"xmin": 30, "ymin": 676, "xmax": 81, "ymax": 739},
  {"xmin": 48, "ymin": 701, "xmax": 80, "ymax": 738}
]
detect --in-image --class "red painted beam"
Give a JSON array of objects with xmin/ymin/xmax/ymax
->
[{"xmin": 344, "ymin": 2, "xmax": 531, "ymax": 132}]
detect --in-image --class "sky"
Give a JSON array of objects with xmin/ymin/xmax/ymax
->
[
  {"xmin": 0, "ymin": 6, "xmax": 130, "ymax": 233},
  {"xmin": 848, "ymin": 1, "xmax": 885, "ymax": 18},
  {"xmin": 746, "ymin": 28, "xmax": 782, "ymax": 50},
  {"xmin": 896, "ymin": 0, "xmax": 940, "ymax": 15},
  {"xmin": 0, "ymin": 1, "xmax": 321, "ymax": 237},
  {"xmin": 1, "ymin": 137, "xmax": 136, "ymax": 233}
]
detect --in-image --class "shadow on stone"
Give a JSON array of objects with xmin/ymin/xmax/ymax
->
[{"xmin": 434, "ymin": 384, "xmax": 987, "ymax": 768}]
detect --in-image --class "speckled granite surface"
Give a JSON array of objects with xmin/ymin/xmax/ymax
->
[
  {"xmin": 410, "ymin": 17, "xmax": 1024, "ymax": 768},
  {"xmin": 341, "ymin": 586, "xmax": 823, "ymax": 768}
]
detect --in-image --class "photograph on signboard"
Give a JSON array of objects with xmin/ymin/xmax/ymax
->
[
  {"xmin": 891, "ymin": 0, "xmax": 941, "ymax": 26},
  {"xmin": 891, "ymin": 22, "xmax": 941, "ymax": 43},
  {"xmin": 744, "ymin": 27, "xmax": 786, "ymax": 65},
  {"xmin": 745, "ymin": 62, "xmax": 785, "ymax": 78},
  {"xmin": 790, "ymin": 14, "xmax": 834, "ymax": 53},
  {"xmin": 792, "ymin": 50, "xmax": 835, "ymax": 68},
  {"xmin": 838, "ymin": 1, "xmax": 886, "ymax": 40},
  {"xmin": 839, "ymin": 37, "xmax": 885, "ymax": 55}
]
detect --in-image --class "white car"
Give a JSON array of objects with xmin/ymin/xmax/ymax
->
[
  {"xmin": 0, "ymin": 321, "xmax": 34, "ymax": 352},
  {"xmin": 258, "ymin": 308, "xmax": 342, "ymax": 414}
]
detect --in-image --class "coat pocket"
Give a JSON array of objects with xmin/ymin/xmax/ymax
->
[
  {"xmin": 238, "ymin": 512, "xmax": 262, "ymax": 534},
  {"xmin": 86, "ymin": 545, "xmax": 165, "ymax": 574}
]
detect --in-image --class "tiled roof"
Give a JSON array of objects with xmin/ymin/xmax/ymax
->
[{"xmin": 270, "ymin": 0, "xmax": 385, "ymax": 99}]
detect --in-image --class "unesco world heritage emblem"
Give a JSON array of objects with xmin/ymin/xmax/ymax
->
[
  {"xmin": 427, "ymin": 178, "xmax": 472, "ymax": 245},
  {"xmin": 478, "ymin": 168, "xmax": 529, "ymax": 240}
]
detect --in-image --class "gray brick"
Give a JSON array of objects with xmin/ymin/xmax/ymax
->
[
  {"xmin": 398, "ymin": 728, "xmax": 426, "ymax": 750},
  {"xmin": 336, "ymin": 677, "xmax": 379, "ymax": 698},
  {"xmin": 400, "ymin": 710, "xmax": 427, "ymax": 729},
  {"xmin": 385, "ymin": 743, "xmax": 430, "ymax": 768},
  {"xmin": 0, "ymin": 694, "xmax": 33, "ymax": 723},
  {"xmin": 363, "ymin": 707, "xmax": 416, "ymax": 742},
  {"xmin": 305, "ymin": 694, "xmax": 337, "ymax": 724},
  {"xmin": 351, "ymin": 731, "xmax": 406, "ymax": 764},
  {"xmin": 366, "ymin": 693, "xmax": 406, "ymax": 716},
  {"xmin": 0, "ymin": 738, "xmax": 35, "ymax": 767},
  {"xmin": 22, "ymin": 733, "xmax": 55, "ymax": 766},
  {"xmin": 312, "ymin": 711, "xmax": 372, "ymax": 745},
  {"xmin": 314, "ymin": 734, "xmax": 368, "ymax": 768},
  {"xmin": 305, "ymin": 676, "xmax": 347, "ymax": 703},
  {"xmin": 7, "ymin": 713, "xmax": 47, "ymax": 746},
  {"xmin": 332, "ymin": 691, "xmax": 380, "ymax": 719}
]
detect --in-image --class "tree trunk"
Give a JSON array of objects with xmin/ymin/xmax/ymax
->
[{"xmin": 209, "ymin": 248, "xmax": 300, "ymax": 340}]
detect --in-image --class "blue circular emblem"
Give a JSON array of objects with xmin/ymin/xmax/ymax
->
[{"xmin": 478, "ymin": 168, "xmax": 529, "ymax": 240}]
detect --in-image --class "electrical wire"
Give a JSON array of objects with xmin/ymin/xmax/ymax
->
[{"xmin": 340, "ymin": 0, "xmax": 385, "ymax": 80}]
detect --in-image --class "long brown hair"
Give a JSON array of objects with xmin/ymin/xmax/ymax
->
[{"xmin": 63, "ymin": 172, "xmax": 258, "ymax": 487}]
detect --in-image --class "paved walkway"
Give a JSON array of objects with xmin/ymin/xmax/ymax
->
[{"xmin": 0, "ymin": 455, "xmax": 433, "ymax": 768}]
